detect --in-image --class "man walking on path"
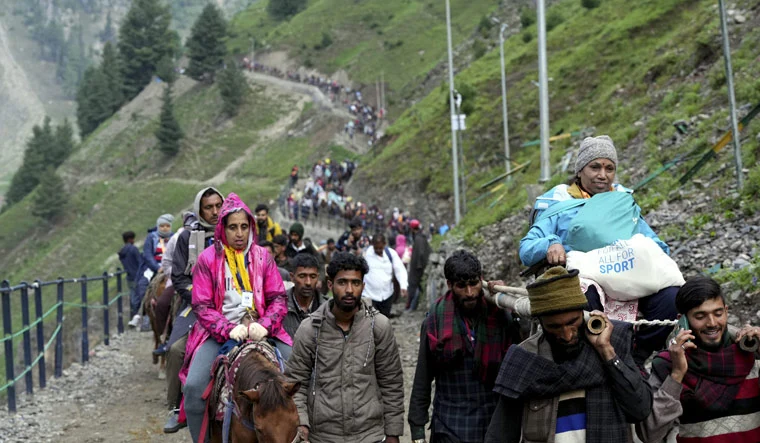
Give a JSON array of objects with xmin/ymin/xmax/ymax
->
[
  {"xmin": 286, "ymin": 252, "xmax": 404, "ymax": 443},
  {"xmin": 282, "ymin": 254, "xmax": 326, "ymax": 339},
  {"xmin": 406, "ymin": 219, "xmax": 430, "ymax": 312},
  {"xmin": 254, "ymin": 203, "xmax": 282, "ymax": 244},
  {"xmin": 161, "ymin": 187, "xmax": 223, "ymax": 433},
  {"xmin": 636, "ymin": 276, "xmax": 760, "ymax": 443},
  {"xmin": 337, "ymin": 217, "xmax": 371, "ymax": 256},
  {"xmin": 363, "ymin": 233, "xmax": 407, "ymax": 317},
  {"xmin": 118, "ymin": 231, "xmax": 141, "ymax": 314},
  {"xmin": 485, "ymin": 267, "xmax": 652, "ymax": 443},
  {"xmin": 409, "ymin": 250, "xmax": 519, "ymax": 443}
]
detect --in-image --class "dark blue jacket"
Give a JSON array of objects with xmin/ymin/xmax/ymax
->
[
  {"xmin": 136, "ymin": 227, "xmax": 172, "ymax": 278},
  {"xmin": 118, "ymin": 243, "xmax": 141, "ymax": 282}
]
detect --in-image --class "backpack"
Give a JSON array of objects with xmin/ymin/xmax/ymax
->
[{"xmin": 565, "ymin": 191, "xmax": 641, "ymax": 252}]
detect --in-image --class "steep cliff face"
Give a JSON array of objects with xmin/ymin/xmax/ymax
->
[{"xmin": 0, "ymin": 0, "xmax": 257, "ymax": 196}]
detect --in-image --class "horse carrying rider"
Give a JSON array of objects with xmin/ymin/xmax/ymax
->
[
  {"xmin": 519, "ymin": 135, "xmax": 679, "ymax": 360},
  {"xmin": 180, "ymin": 193, "xmax": 291, "ymax": 443}
]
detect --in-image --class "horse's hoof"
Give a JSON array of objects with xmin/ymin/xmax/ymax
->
[{"xmin": 158, "ymin": 369, "xmax": 166, "ymax": 380}]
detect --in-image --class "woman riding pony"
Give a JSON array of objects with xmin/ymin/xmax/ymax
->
[
  {"xmin": 181, "ymin": 193, "xmax": 291, "ymax": 443},
  {"xmin": 520, "ymin": 135, "xmax": 678, "ymax": 361}
]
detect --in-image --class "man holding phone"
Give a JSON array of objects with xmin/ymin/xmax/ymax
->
[
  {"xmin": 636, "ymin": 276, "xmax": 760, "ymax": 442},
  {"xmin": 485, "ymin": 266, "xmax": 652, "ymax": 443}
]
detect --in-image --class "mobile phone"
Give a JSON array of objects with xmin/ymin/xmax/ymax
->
[{"xmin": 675, "ymin": 316, "xmax": 691, "ymax": 342}]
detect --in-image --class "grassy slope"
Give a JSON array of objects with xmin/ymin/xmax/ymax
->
[
  {"xmin": 227, "ymin": 0, "xmax": 499, "ymax": 96},
  {"xmin": 0, "ymin": 81, "xmax": 290, "ymax": 284},
  {"xmin": 360, "ymin": 0, "xmax": 760, "ymax": 241}
]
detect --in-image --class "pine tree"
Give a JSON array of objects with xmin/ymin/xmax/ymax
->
[
  {"xmin": 218, "ymin": 62, "xmax": 249, "ymax": 117},
  {"xmin": 155, "ymin": 84, "xmax": 183, "ymax": 156},
  {"xmin": 32, "ymin": 168, "xmax": 67, "ymax": 222},
  {"xmin": 51, "ymin": 119, "xmax": 76, "ymax": 168},
  {"xmin": 100, "ymin": 42, "xmax": 125, "ymax": 113},
  {"xmin": 76, "ymin": 66, "xmax": 112, "ymax": 138},
  {"xmin": 186, "ymin": 3, "xmax": 227, "ymax": 82},
  {"xmin": 101, "ymin": 11, "xmax": 116, "ymax": 43},
  {"xmin": 118, "ymin": 0, "xmax": 174, "ymax": 100},
  {"xmin": 266, "ymin": 0, "xmax": 307, "ymax": 20},
  {"xmin": 4, "ymin": 118, "xmax": 55, "ymax": 206}
]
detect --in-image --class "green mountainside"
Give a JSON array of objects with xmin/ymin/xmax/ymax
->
[
  {"xmin": 357, "ymin": 0, "xmax": 760, "ymax": 238},
  {"xmin": 0, "ymin": 76, "xmax": 349, "ymax": 284},
  {"xmin": 228, "ymin": 0, "xmax": 504, "ymax": 100},
  {"xmin": 3, "ymin": 0, "xmax": 760, "ymax": 282}
]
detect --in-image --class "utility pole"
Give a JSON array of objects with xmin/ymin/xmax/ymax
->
[
  {"xmin": 718, "ymin": 0, "xmax": 743, "ymax": 189},
  {"xmin": 455, "ymin": 91, "xmax": 467, "ymax": 214},
  {"xmin": 537, "ymin": 0, "xmax": 551, "ymax": 183},
  {"xmin": 445, "ymin": 0, "xmax": 461, "ymax": 224},
  {"xmin": 380, "ymin": 71, "xmax": 386, "ymax": 118},
  {"xmin": 376, "ymin": 78, "xmax": 381, "ymax": 112},
  {"xmin": 499, "ymin": 23, "xmax": 512, "ymax": 183}
]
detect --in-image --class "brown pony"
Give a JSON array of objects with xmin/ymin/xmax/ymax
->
[
  {"xmin": 210, "ymin": 351, "xmax": 301, "ymax": 443},
  {"xmin": 142, "ymin": 270, "xmax": 168, "ymax": 373}
]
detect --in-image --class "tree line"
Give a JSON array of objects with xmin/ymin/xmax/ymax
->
[{"xmin": 4, "ymin": 1, "xmax": 250, "ymax": 216}]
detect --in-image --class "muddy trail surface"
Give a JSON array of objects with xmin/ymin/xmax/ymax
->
[{"xmin": 0, "ymin": 309, "xmax": 430, "ymax": 442}]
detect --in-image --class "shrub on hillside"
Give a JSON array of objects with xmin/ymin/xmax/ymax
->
[
  {"xmin": 520, "ymin": 8, "xmax": 536, "ymax": 28},
  {"xmin": 267, "ymin": 0, "xmax": 306, "ymax": 20},
  {"xmin": 546, "ymin": 10, "xmax": 565, "ymax": 31},
  {"xmin": 522, "ymin": 31, "xmax": 533, "ymax": 43},
  {"xmin": 582, "ymin": 0, "xmax": 601, "ymax": 9}
]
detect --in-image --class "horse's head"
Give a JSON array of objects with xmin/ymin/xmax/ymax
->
[{"xmin": 238, "ymin": 380, "xmax": 301, "ymax": 443}]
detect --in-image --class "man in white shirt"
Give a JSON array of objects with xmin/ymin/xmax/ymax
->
[{"xmin": 363, "ymin": 233, "xmax": 408, "ymax": 317}]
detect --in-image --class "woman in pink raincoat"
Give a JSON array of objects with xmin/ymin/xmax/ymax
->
[{"xmin": 181, "ymin": 193, "xmax": 291, "ymax": 442}]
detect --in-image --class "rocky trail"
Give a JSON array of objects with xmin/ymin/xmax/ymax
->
[{"xmin": 0, "ymin": 309, "xmax": 429, "ymax": 443}]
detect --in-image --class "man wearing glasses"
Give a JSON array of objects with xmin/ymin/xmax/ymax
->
[{"xmin": 408, "ymin": 250, "xmax": 520, "ymax": 443}]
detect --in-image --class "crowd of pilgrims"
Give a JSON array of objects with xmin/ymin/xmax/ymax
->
[{"xmin": 114, "ymin": 135, "xmax": 760, "ymax": 443}]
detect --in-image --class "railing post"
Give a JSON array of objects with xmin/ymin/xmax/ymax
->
[
  {"xmin": 2, "ymin": 280, "xmax": 16, "ymax": 412},
  {"xmin": 116, "ymin": 271, "xmax": 124, "ymax": 334},
  {"xmin": 102, "ymin": 272, "xmax": 110, "ymax": 346},
  {"xmin": 80, "ymin": 275, "xmax": 89, "ymax": 364},
  {"xmin": 33, "ymin": 280, "xmax": 46, "ymax": 389},
  {"xmin": 55, "ymin": 278, "xmax": 64, "ymax": 378},
  {"xmin": 20, "ymin": 283, "xmax": 33, "ymax": 395}
]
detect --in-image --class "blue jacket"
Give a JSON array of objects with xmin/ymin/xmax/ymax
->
[
  {"xmin": 118, "ymin": 243, "xmax": 141, "ymax": 282},
  {"xmin": 136, "ymin": 228, "xmax": 173, "ymax": 277},
  {"xmin": 519, "ymin": 184, "xmax": 669, "ymax": 267}
]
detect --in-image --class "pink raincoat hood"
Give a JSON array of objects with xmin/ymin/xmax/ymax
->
[{"xmin": 214, "ymin": 192, "xmax": 257, "ymax": 250}]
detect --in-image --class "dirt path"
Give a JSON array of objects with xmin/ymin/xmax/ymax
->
[
  {"xmin": 0, "ymin": 310, "xmax": 429, "ymax": 443},
  {"xmin": 0, "ymin": 19, "xmax": 46, "ymax": 183}
]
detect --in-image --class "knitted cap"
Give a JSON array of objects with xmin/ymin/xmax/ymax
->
[
  {"xmin": 289, "ymin": 222, "xmax": 304, "ymax": 237},
  {"xmin": 156, "ymin": 213, "xmax": 174, "ymax": 228},
  {"xmin": 527, "ymin": 267, "xmax": 587, "ymax": 316},
  {"xmin": 574, "ymin": 135, "xmax": 618, "ymax": 174}
]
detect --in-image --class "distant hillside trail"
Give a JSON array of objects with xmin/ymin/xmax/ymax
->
[{"xmin": 0, "ymin": 19, "xmax": 46, "ymax": 184}]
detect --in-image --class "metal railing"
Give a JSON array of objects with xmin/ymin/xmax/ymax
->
[{"xmin": 0, "ymin": 270, "xmax": 126, "ymax": 412}]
